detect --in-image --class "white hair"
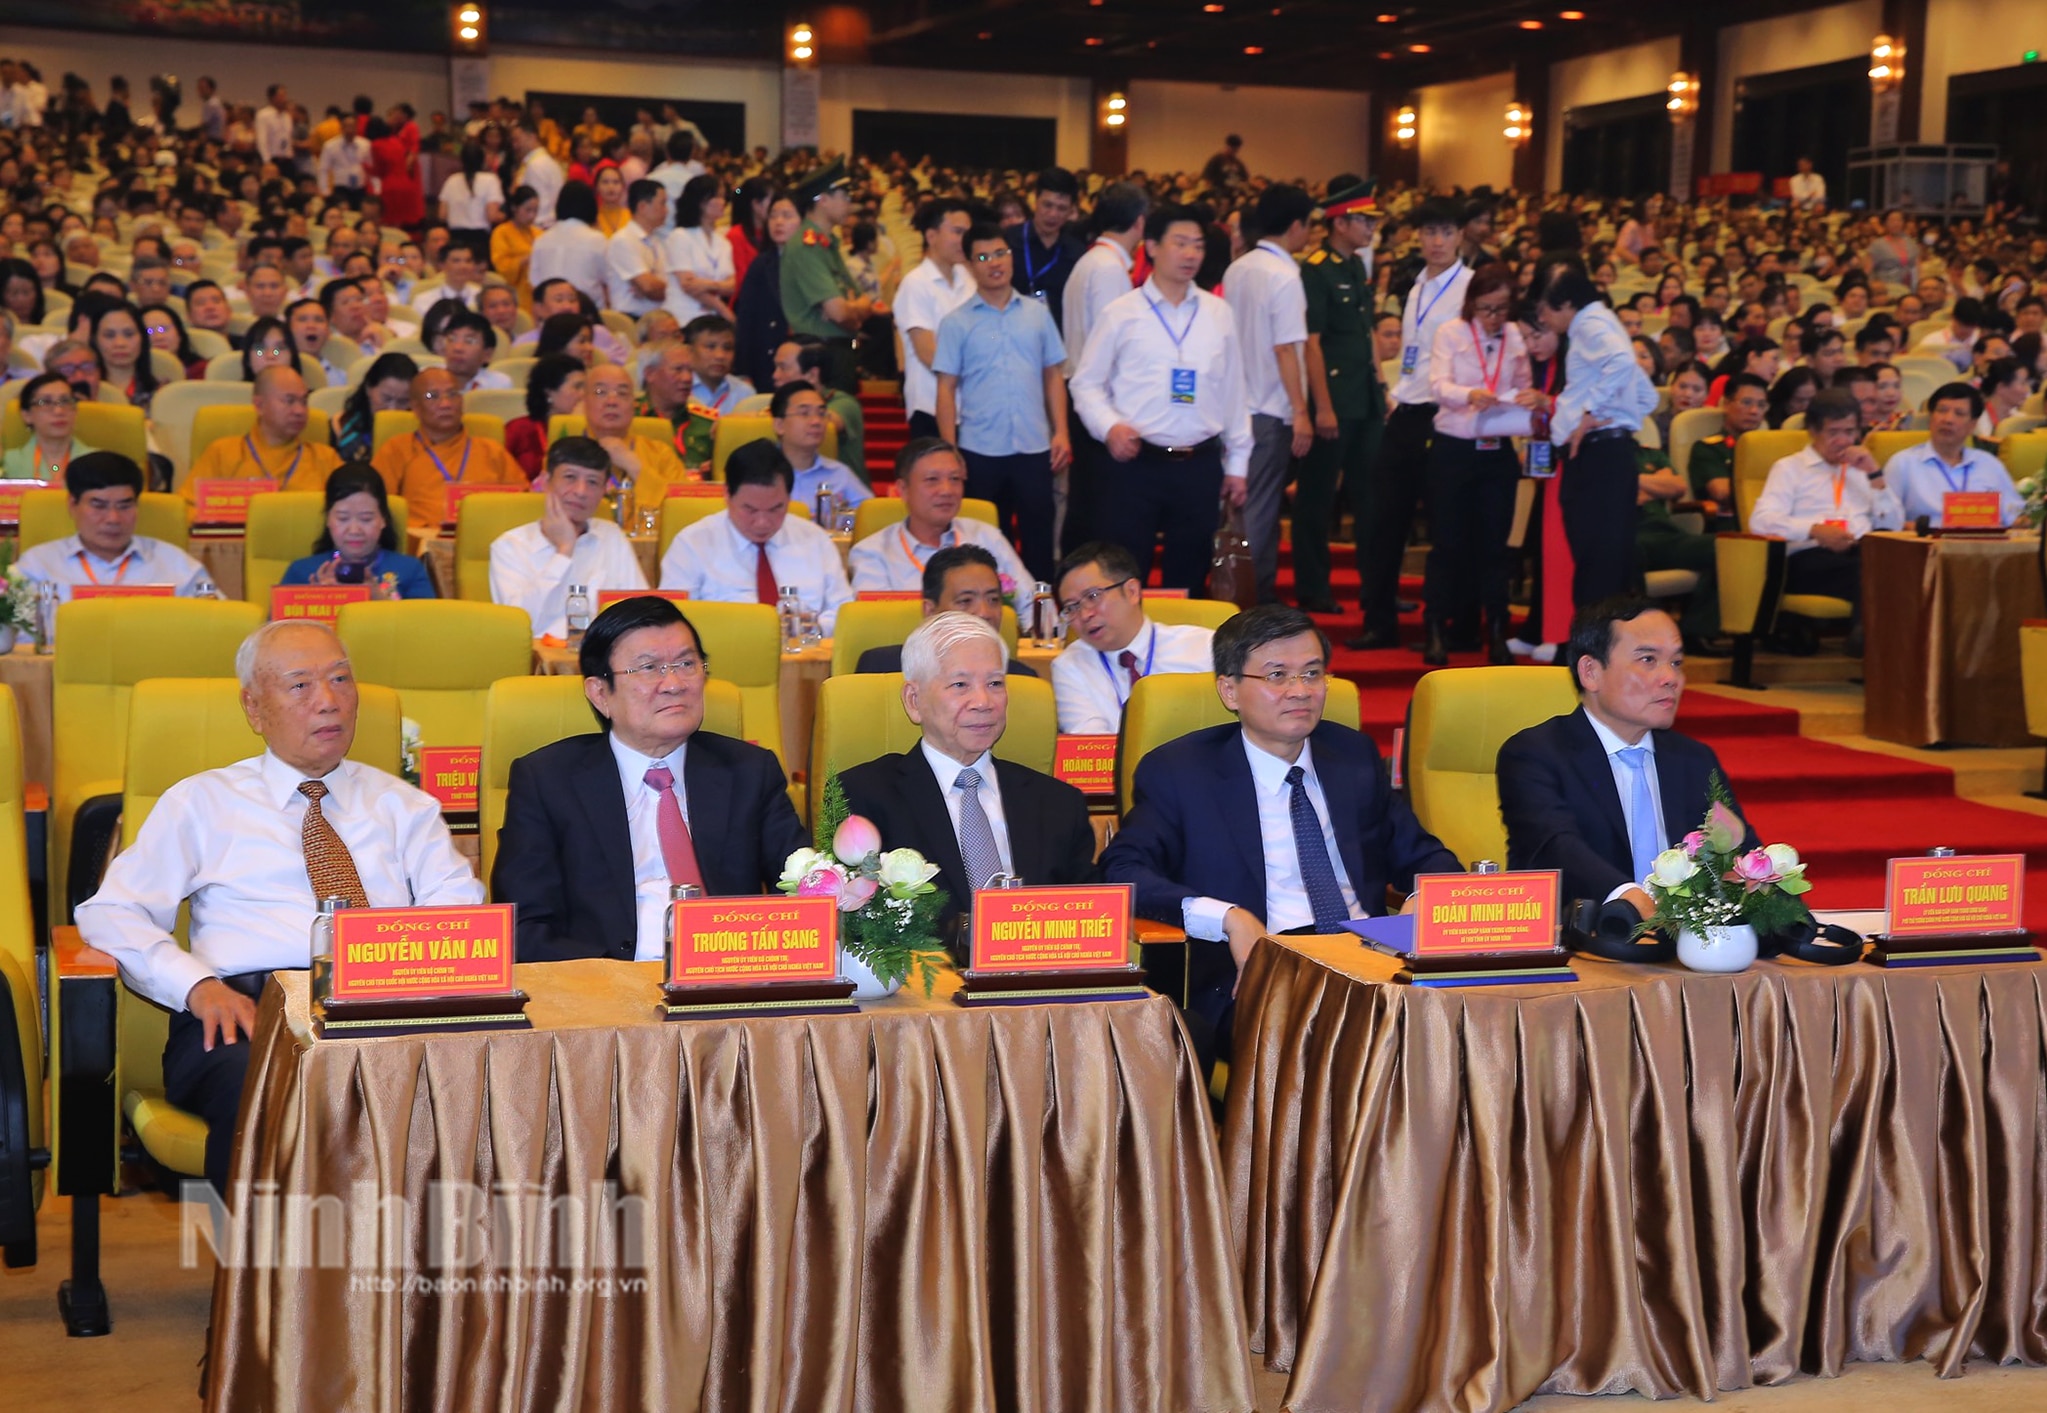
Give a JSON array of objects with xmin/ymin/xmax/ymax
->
[
  {"xmin": 235, "ymin": 619, "xmax": 346, "ymax": 691},
  {"xmin": 901, "ymin": 611, "xmax": 1003, "ymax": 685}
]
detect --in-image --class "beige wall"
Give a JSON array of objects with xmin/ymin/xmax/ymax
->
[
  {"xmin": 1545, "ymin": 37, "xmax": 1682, "ymax": 190},
  {"xmin": 1125, "ymin": 80, "xmax": 1372, "ymax": 184},
  {"xmin": 1918, "ymin": 0, "xmax": 2047, "ymax": 138},
  {"xmin": 1417, "ymin": 72, "xmax": 1515, "ymax": 193},
  {"xmin": 1711, "ymin": 0, "xmax": 1882, "ymax": 165}
]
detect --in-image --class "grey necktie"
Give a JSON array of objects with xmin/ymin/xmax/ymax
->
[{"xmin": 953, "ymin": 766, "xmax": 1005, "ymax": 892}]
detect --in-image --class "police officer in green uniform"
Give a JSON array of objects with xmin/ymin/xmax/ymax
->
[
  {"xmin": 779, "ymin": 159, "xmax": 881, "ymax": 394},
  {"xmin": 1295, "ymin": 177, "xmax": 1386, "ymax": 615}
]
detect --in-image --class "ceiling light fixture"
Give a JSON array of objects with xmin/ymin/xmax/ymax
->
[
  {"xmin": 1244, "ymin": 44, "xmax": 1265, "ymax": 54},
  {"xmin": 1559, "ymin": 9, "xmax": 1585, "ymax": 18},
  {"xmin": 1520, "ymin": 19, "xmax": 1543, "ymax": 28},
  {"xmin": 1408, "ymin": 42, "xmax": 1430, "ymax": 52}
]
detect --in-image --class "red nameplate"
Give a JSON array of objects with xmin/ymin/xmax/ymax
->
[
  {"xmin": 667, "ymin": 895, "xmax": 839, "ymax": 986},
  {"xmin": 329, "ymin": 904, "xmax": 515, "ymax": 1001},
  {"xmin": 856, "ymin": 590, "xmax": 923, "ymax": 601},
  {"xmin": 1410, "ymin": 870, "xmax": 1560, "ymax": 954},
  {"xmin": 665, "ymin": 481, "xmax": 726, "ymax": 497},
  {"xmin": 418, "ymin": 746, "xmax": 480, "ymax": 811},
  {"xmin": 72, "ymin": 583, "xmax": 175, "ymax": 600},
  {"xmin": 1942, "ymin": 491, "xmax": 2003, "ymax": 529},
  {"xmin": 1052, "ymin": 734, "xmax": 1117, "ymax": 796},
  {"xmin": 0, "ymin": 479, "xmax": 40, "ymax": 526},
  {"xmin": 444, "ymin": 481, "xmax": 525, "ymax": 526},
  {"xmin": 595, "ymin": 587, "xmax": 690, "ymax": 609},
  {"xmin": 191, "ymin": 477, "xmax": 276, "ymax": 524},
  {"xmin": 1886, "ymin": 854, "xmax": 2025, "ymax": 935},
  {"xmin": 970, "ymin": 884, "xmax": 1132, "ymax": 972},
  {"xmin": 1148, "ymin": 588, "xmax": 1190, "ymax": 598},
  {"xmin": 271, "ymin": 584, "xmax": 370, "ymax": 623}
]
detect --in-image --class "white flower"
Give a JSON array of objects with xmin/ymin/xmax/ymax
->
[
  {"xmin": 1763, "ymin": 842, "xmax": 1804, "ymax": 877},
  {"xmin": 877, "ymin": 847, "xmax": 939, "ymax": 891},
  {"xmin": 779, "ymin": 846, "xmax": 828, "ymax": 889},
  {"xmin": 1650, "ymin": 848, "xmax": 1700, "ymax": 888}
]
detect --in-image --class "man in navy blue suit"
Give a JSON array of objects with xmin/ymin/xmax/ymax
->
[
  {"xmin": 1102, "ymin": 604, "xmax": 1459, "ymax": 1046},
  {"xmin": 1497, "ymin": 596, "xmax": 1758, "ymax": 926}
]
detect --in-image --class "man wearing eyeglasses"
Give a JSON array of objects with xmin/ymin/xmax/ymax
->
[
  {"xmin": 370, "ymin": 366, "xmax": 527, "ymax": 530},
  {"xmin": 488, "ymin": 438, "xmax": 646, "ymax": 639},
  {"xmin": 1047, "ymin": 540, "xmax": 1216, "ymax": 733},
  {"xmin": 1103, "ymin": 604, "xmax": 1457, "ymax": 1058},
  {"xmin": 493, "ymin": 595, "xmax": 809, "ymax": 961},
  {"xmin": 15, "ymin": 452, "xmax": 210, "ymax": 609}
]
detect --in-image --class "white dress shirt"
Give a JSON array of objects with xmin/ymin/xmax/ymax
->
[
  {"xmin": 659, "ymin": 510, "xmax": 854, "ymax": 634},
  {"xmin": 893, "ymin": 257, "xmax": 975, "ymax": 417},
  {"xmin": 416, "ymin": 283, "xmax": 481, "ymax": 313},
  {"xmin": 318, "ymin": 135, "xmax": 371, "ymax": 195},
  {"xmin": 1182, "ymin": 734, "xmax": 1362, "ymax": 940},
  {"xmin": 846, "ymin": 515, "xmax": 1030, "ymax": 593},
  {"xmin": 663, "ymin": 225, "xmax": 735, "ymax": 324},
  {"xmin": 606, "ymin": 220, "xmax": 670, "ymax": 316},
  {"xmin": 438, "ymin": 170, "xmax": 504, "ymax": 229},
  {"xmin": 1069, "ymin": 277, "xmax": 1253, "ymax": 480},
  {"xmin": 1788, "ymin": 171, "xmax": 1827, "ymax": 210},
  {"xmin": 1062, "ymin": 236, "xmax": 1136, "ymax": 379},
  {"xmin": 1429, "ymin": 319, "xmax": 1532, "ymax": 440},
  {"xmin": 1221, "ymin": 240, "xmax": 1309, "ymax": 421},
  {"xmin": 15, "ymin": 534, "xmax": 209, "ymax": 609},
  {"xmin": 489, "ymin": 518, "xmax": 647, "ymax": 638},
  {"xmin": 1583, "ymin": 708, "xmax": 1669, "ymax": 896},
  {"xmin": 922, "ymin": 740, "xmax": 1013, "ymax": 878},
  {"xmin": 254, "ymin": 105, "xmax": 295, "ymax": 162},
  {"xmin": 1391, "ymin": 262, "xmax": 1473, "ymax": 407},
  {"xmin": 1749, "ymin": 444, "xmax": 1906, "ymax": 551},
  {"xmin": 1884, "ymin": 442, "xmax": 2022, "ymax": 526},
  {"xmin": 460, "ymin": 368, "xmax": 513, "ymax": 393},
  {"xmin": 516, "ymin": 148, "xmax": 565, "ymax": 229},
  {"xmin": 1551, "ymin": 301, "xmax": 1659, "ymax": 443},
  {"xmin": 76, "ymin": 752, "xmax": 482, "ymax": 1012},
  {"xmin": 528, "ymin": 218, "xmax": 612, "ymax": 308},
  {"xmin": 1048, "ymin": 618, "xmax": 1215, "ymax": 733},
  {"xmin": 609, "ymin": 732, "xmax": 690, "ymax": 960},
  {"xmin": 647, "ymin": 159, "xmax": 705, "ymax": 236}
]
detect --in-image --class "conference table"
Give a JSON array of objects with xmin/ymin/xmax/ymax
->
[
  {"xmin": 1225, "ymin": 931, "xmax": 2047, "ymax": 1413},
  {"xmin": 204, "ymin": 960, "xmax": 1255, "ymax": 1413},
  {"xmin": 1862, "ymin": 530, "xmax": 2044, "ymax": 747}
]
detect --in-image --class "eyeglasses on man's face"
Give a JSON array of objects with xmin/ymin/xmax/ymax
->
[
  {"xmin": 1234, "ymin": 667, "xmax": 1327, "ymax": 689},
  {"xmin": 613, "ymin": 655, "xmax": 705, "ymax": 684},
  {"xmin": 1058, "ymin": 578, "xmax": 1135, "ymax": 620}
]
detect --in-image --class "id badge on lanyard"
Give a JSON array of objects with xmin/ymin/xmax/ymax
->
[
  {"xmin": 1401, "ymin": 345, "xmax": 1420, "ymax": 375},
  {"xmin": 1171, "ymin": 368, "xmax": 1197, "ymax": 404}
]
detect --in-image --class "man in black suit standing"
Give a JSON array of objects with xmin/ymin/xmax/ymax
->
[
  {"xmin": 838, "ymin": 611, "xmax": 1096, "ymax": 949},
  {"xmin": 1101, "ymin": 604, "xmax": 1459, "ymax": 1044},
  {"xmin": 852, "ymin": 544, "xmax": 1038, "ymax": 678},
  {"xmin": 1497, "ymin": 596, "xmax": 1758, "ymax": 927},
  {"xmin": 495, "ymin": 596, "xmax": 809, "ymax": 962}
]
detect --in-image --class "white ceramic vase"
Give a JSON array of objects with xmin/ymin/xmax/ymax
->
[
  {"xmin": 1677, "ymin": 923, "xmax": 1759, "ymax": 973},
  {"xmin": 0, "ymin": 625, "xmax": 15, "ymax": 654},
  {"xmin": 840, "ymin": 946, "xmax": 902, "ymax": 1001}
]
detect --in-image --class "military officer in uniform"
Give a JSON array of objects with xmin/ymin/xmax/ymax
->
[
  {"xmin": 1684, "ymin": 371, "xmax": 1768, "ymax": 529},
  {"xmin": 1294, "ymin": 178, "xmax": 1385, "ymax": 616},
  {"xmin": 779, "ymin": 159, "xmax": 882, "ymax": 393}
]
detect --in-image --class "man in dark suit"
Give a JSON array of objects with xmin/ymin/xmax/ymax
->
[
  {"xmin": 839, "ymin": 611, "xmax": 1095, "ymax": 952},
  {"xmin": 853, "ymin": 543, "xmax": 1039, "ymax": 678},
  {"xmin": 1497, "ymin": 595, "xmax": 1758, "ymax": 927},
  {"xmin": 495, "ymin": 596, "xmax": 808, "ymax": 962},
  {"xmin": 1102, "ymin": 604, "xmax": 1459, "ymax": 1041}
]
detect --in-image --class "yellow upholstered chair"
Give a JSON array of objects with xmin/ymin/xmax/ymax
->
[
  {"xmin": 463, "ymin": 388, "xmax": 527, "ymax": 426},
  {"xmin": 148, "ymin": 380, "xmax": 253, "ymax": 486},
  {"xmin": 1865, "ymin": 429, "xmax": 1931, "ymax": 470},
  {"xmin": 1405, "ymin": 666, "xmax": 1580, "ymax": 867},
  {"xmin": 1116, "ymin": 671, "xmax": 1361, "ymax": 814},
  {"xmin": 1730, "ymin": 429, "xmax": 1809, "ymax": 530},
  {"xmin": 336, "ymin": 600, "xmax": 535, "ymax": 747},
  {"xmin": 547, "ymin": 413, "xmax": 682, "ymax": 447},
  {"xmin": 685, "ymin": 602, "xmax": 787, "ymax": 771},
  {"xmin": 707, "ymin": 413, "xmax": 838, "ymax": 479},
  {"xmin": 479, "ymin": 675, "xmax": 742, "ymax": 881},
  {"xmin": 453, "ymin": 490, "xmax": 545, "ymax": 603},
  {"xmin": 0, "ymin": 687, "xmax": 44, "ymax": 1254},
  {"xmin": 491, "ymin": 357, "xmax": 536, "ymax": 389},
  {"xmin": 49, "ymin": 598, "xmax": 263, "ymax": 919},
  {"xmin": 658, "ymin": 492, "xmax": 733, "ymax": 557},
  {"xmin": 828, "ymin": 600, "xmax": 1021, "ymax": 676},
  {"xmin": 370, "ymin": 409, "xmax": 507, "ymax": 453},
  {"xmin": 1713, "ymin": 532, "xmax": 1852, "ymax": 689},
  {"xmin": 2000, "ymin": 432, "xmax": 2047, "ymax": 484},
  {"xmin": 201, "ymin": 351, "xmax": 247, "ymax": 382},
  {"xmin": 848, "ymin": 495, "xmax": 1000, "ymax": 543},
  {"xmin": 108, "ymin": 677, "xmax": 401, "ymax": 1182},
  {"xmin": 810, "ymin": 671, "xmax": 1057, "ymax": 824},
  {"xmin": 19, "ymin": 489, "xmax": 190, "ymax": 552},
  {"xmin": 1145, "ymin": 598, "xmax": 1241, "ymax": 632},
  {"xmin": 242, "ymin": 492, "xmax": 328, "ymax": 606},
  {"xmin": 1668, "ymin": 407, "xmax": 1724, "ymax": 484},
  {"xmin": 2022, "ymin": 625, "xmax": 2047, "ymax": 784}
]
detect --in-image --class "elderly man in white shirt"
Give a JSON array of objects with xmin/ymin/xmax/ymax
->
[
  {"xmin": 489, "ymin": 438, "xmax": 648, "ymax": 639},
  {"xmin": 1048, "ymin": 540, "xmax": 1215, "ymax": 733},
  {"xmin": 15, "ymin": 453, "xmax": 209, "ymax": 618},
  {"xmin": 1886, "ymin": 382, "xmax": 2024, "ymax": 527},
  {"xmin": 893, "ymin": 198, "xmax": 976, "ymax": 440},
  {"xmin": 606, "ymin": 180, "xmax": 673, "ymax": 318},
  {"xmin": 849, "ymin": 439, "xmax": 1029, "ymax": 593},
  {"xmin": 659, "ymin": 440, "xmax": 853, "ymax": 633},
  {"xmin": 76, "ymin": 620, "xmax": 482, "ymax": 1193}
]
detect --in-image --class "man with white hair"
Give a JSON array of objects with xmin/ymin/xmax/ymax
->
[
  {"xmin": 76, "ymin": 620, "xmax": 481, "ymax": 1194},
  {"xmin": 836, "ymin": 611, "xmax": 1097, "ymax": 948}
]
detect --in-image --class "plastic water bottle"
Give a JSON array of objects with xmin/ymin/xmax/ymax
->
[
  {"xmin": 309, "ymin": 894, "xmax": 348, "ymax": 1006},
  {"xmin": 33, "ymin": 582, "xmax": 58, "ymax": 654},
  {"xmin": 564, "ymin": 583, "xmax": 592, "ymax": 646},
  {"xmin": 1031, "ymin": 580, "xmax": 1057, "ymax": 646},
  {"xmin": 193, "ymin": 574, "xmax": 221, "ymax": 600},
  {"xmin": 777, "ymin": 585, "xmax": 803, "ymax": 651}
]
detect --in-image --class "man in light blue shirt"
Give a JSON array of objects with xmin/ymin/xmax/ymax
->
[
  {"xmin": 771, "ymin": 381, "xmax": 870, "ymax": 516},
  {"xmin": 1884, "ymin": 382, "xmax": 2023, "ymax": 527},
  {"xmin": 934, "ymin": 223, "xmax": 1070, "ymax": 582}
]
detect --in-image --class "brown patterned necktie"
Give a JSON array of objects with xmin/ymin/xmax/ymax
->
[{"xmin": 298, "ymin": 780, "xmax": 370, "ymax": 910}]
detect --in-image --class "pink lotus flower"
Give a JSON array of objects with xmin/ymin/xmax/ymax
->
[
  {"xmin": 1682, "ymin": 830, "xmax": 1707, "ymax": 857},
  {"xmin": 1728, "ymin": 849, "xmax": 1782, "ymax": 891},
  {"xmin": 836, "ymin": 875, "xmax": 878, "ymax": 912},
  {"xmin": 1703, "ymin": 802, "xmax": 1745, "ymax": 854},
  {"xmin": 832, "ymin": 814, "xmax": 882, "ymax": 866},
  {"xmin": 797, "ymin": 864, "xmax": 849, "ymax": 898}
]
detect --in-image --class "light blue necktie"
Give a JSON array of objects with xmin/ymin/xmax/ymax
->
[{"xmin": 1616, "ymin": 745, "xmax": 1661, "ymax": 884}]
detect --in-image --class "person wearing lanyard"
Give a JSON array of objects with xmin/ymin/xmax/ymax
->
[
  {"xmin": 1, "ymin": 370, "xmax": 94, "ymax": 484},
  {"xmin": 847, "ymin": 439, "xmax": 1030, "ymax": 593},
  {"xmin": 1883, "ymin": 382, "xmax": 2023, "ymax": 527},
  {"xmin": 369, "ymin": 367, "xmax": 527, "ymax": 531},
  {"xmin": 1047, "ymin": 540, "xmax": 1217, "ymax": 734},
  {"xmin": 1748, "ymin": 388, "xmax": 1904, "ymax": 655},
  {"xmin": 1059, "ymin": 182, "xmax": 1151, "ymax": 556},
  {"xmin": 15, "ymin": 452, "xmax": 209, "ymax": 611},
  {"xmin": 1422, "ymin": 265, "xmax": 1540, "ymax": 666},
  {"xmin": 183, "ymin": 367, "xmax": 341, "ymax": 507},
  {"xmin": 1536, "ymin": 266, "xmax": 1660, "ymax": 611},
  {"xmin": 1007, "ymin": 167, "xmax": 1085, "ymax": 334},
  {"xmin": 1350, "ymin": 199, "xmax": 1470, "ymax": 651},
  {"xmin": 1068, "ymin": 203, "xmax": 1254, "ymax": 593}
]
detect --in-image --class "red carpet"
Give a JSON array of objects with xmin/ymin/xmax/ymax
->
[{"xmin": 858, "ymin": 392, "xmax": 907, "ymax": 484}]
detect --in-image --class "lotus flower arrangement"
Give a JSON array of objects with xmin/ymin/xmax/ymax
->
[
  {"xmin": 1638, "ymin": 774, "xmax": 1812, "ymax": 954},
  {"xmin": 779, "ymin": 770, "xmax": 948, "ymax": 996}
]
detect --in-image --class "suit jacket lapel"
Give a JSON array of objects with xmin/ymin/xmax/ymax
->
[
  {"xmin": 1652, "ymin": 729, "xmax": 1697, "ymax": 853},
  {"xmin": 1564, "ymin": 708, "xmax": 1631, "ymax": 860},
  {"xmin": 1215, "ymin": 732, "xmax": 1266, "ymax": 915},
  {"xmin": 572, "ymin": 737, "xmax": 637, "ymax": 924},
  {"xmin": 681, "ymin": 742, "xmax": 732, "ymax": 890},
  {"xmin": 899, "ymin": 751, "xmax": 970, "ymax": 901},
  {"xmin": 993, "ymin": 761, "xmax": 1051, "ymax": 883},
  {"xmin": 1314, "ymin": 727, "xmax": 1368, "ymax": 890}
]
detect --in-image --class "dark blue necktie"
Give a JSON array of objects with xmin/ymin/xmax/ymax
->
[{"xmin": 1287, "ymin": 765, "xmax": 1351, "ymax": 931}]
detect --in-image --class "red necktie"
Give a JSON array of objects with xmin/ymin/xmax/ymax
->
[
  {"xmin": 1118, "ymin": 649, "xmax": 1144, "ymax": 685},
  {"xmin": 755, "ymin": 542, "xmax": 778, "ymax": 605},
  {"xmin": 642, "ymin": 766, "xmax": 704, "ymax": 888}
]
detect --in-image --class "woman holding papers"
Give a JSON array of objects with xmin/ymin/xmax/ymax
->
[{"xmin": 1422, "ymin": 263, "xmax": 1546, "ymax": 667}]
